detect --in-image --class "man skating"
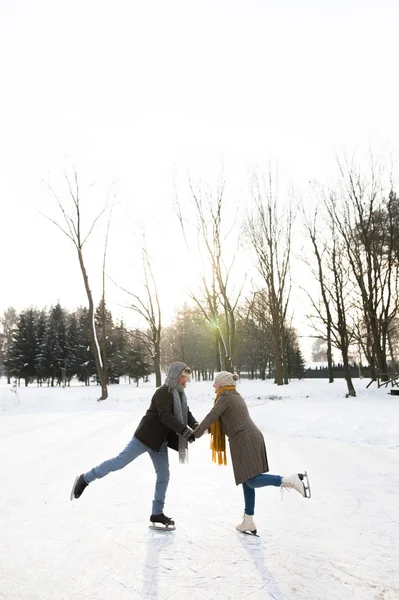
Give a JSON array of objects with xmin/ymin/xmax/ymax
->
[{"xmin": 70, "ymin": 362, "xmax": 197, "ymax": 529}]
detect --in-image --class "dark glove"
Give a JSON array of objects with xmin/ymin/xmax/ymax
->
[{"xmin": 181, "ymin": 427, "xmax": 196, "ymax": 443}]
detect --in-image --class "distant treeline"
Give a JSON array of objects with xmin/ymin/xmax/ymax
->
[
  {"xmin": 0, "ymin": 301, "xmax": 306, "ymax": 387},
  {"xmin": 304, "ymin": 365, "xmax": 372, "ymax": 379},
  {"xmin": 0, "ymin": 303, "xmax": 151, "ymax": 387}
]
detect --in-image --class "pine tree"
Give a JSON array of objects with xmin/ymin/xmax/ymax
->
[
  {"xmin": 2, "ymin": 307, "xmax": 18, "ymax": 383},
  {"xmin": 126, "ymin": 346, "xmax": 151, "ymax": 386},
  {"xmin": 5, "ymin": 308, "xmax": 38, "ymax": 386},
  {"xmin": 75, "ymin": 307, "xmax": 94, "ymax": 385},
  {"xmin": 39, "ymin": 303, "xmax": 68, "ymax": 386},
  {"xmin": 293, "ymin": 348, "xmax": 306, "ymax": 379},
  {"xmin": 95, "ymin": 300, "xmax": 114, "ymax": 384},
  {"xmin": 285, "ymin": 329, "xmax": 306, "ymax": 379},
  {"xmin": 110, "ymin": 321, "xmax": 129, "ymax": 383},
  {"xmin": 65, "ymin": 312, "xmax": 80, "ymax": 383},
  {"xmin": 35, "ymin": 309, "xmax": 48, "ymax": 385}
]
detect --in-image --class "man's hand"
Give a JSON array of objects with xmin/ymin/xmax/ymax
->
[{"xmin": 181, "ymin": 427, "xmax": 196, "ymax": 443}]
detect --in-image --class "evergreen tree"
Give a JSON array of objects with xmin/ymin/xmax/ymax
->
[
  {"xmin": 285, "ymin": 329, "xmax": 306, "ymax": 379},
  {"xmin": 1, "ymin": 307, "xmax": 18, "ymax": 383},
  {"xmin": 0, "ymin": 331, "xmax": 4, "ymax": 377},
  {"xmin": 65, "ymin": 312, "xmax": 80, "ymax": 383},
  {"xmin": 35, "ymin": 309, "xmax": 48, "ymax": 385},
  {"xmin": 126, "ymin": 346, "xmax": 151, "ymax": 385},
  {"xmin": 75, "ymin": 307, "xmax": 95, "ymax": 384},
  {"xmin": 95, "ymin": 300, "xmax": 114, "ymax": 383},
  {"xmin": 110, "ymin": 321, "xmax": 129, "ymax": 383},
  {"xmin": 39, "ymin": 303, "xmax": 68, "ymax": 386},
  {"xmin": 5, "ymin": 308, "xmax": 38, "ymax": 386},
  {"xmin": 293, "ymin": 348, "xmax": 306, "ymax": 379}
]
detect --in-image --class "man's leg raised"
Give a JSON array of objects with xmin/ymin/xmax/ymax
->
[{"xmin": 84, "ymin": 436, "xmax": 149, "ymax": 483}]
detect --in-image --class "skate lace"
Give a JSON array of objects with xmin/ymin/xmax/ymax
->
[{"xmin": 280, "ymin": 487, "xmax": 292, "ymax": 501}]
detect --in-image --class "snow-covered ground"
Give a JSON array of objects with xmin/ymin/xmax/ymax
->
[{"xmin": 1, "ymin": 377, "xmax": 398, "ymax": 600}]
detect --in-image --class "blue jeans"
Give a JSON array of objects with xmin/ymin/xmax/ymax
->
[
  {"xmin": 83, "ymin": 436, "xmax": 170, "ymax": 515},
  {"xmin": 242, "ymin": 474, "xmax": 282, "ymax": 516}
]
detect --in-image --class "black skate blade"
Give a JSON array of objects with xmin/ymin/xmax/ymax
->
[
  {"xmin": 239, "ymin": 530, "xmax": 259, "ymax": 537},
  {"xmin": 70, "ymin": 475, "xmax": 79, "ymax": 501},
  {"xmin": 149, "ymin": 524, "xmax": 176, "ymax": 531}
]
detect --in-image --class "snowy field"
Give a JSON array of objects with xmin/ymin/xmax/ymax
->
[{"xmin": 1, "ymin": 377, "xmax": 398, "ymax": 600}]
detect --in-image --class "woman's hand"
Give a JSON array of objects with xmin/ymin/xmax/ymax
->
[{"xmin": 181, "ymin": 427, "xmax": 196, "ymax": 443}]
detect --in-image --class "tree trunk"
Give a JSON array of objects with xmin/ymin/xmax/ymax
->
[
  {"xmin": 388, "ymin": 331, "xmax": 396, "ymax": 373},
  {"xmin": 326, "ymin": 329, "xmax": 334, "ymax": 383},
  {"xmin": 283, "ymin": 336, "xmax": 289, "ymax": 384},
  {"xmin": 274, "ymin": 331, "xmax": 284, "ymax": 385},
  {"xmin": 100, "ymin": 299, "xmax": 108, "ymax": 387},
  {"xmin": 153, "ymin": 347, "xmax": 161, "ymax": 387},
  {"xmin": 77, "ymin": 248, "xmax": 108, "ymax": 400},
  {"xmin": 214, "ymin": 331, "xmax": 222, "ymax": 372},
  {"xmin": 342, "ymin": 348, "xmax": 356, "ymax": 396}
]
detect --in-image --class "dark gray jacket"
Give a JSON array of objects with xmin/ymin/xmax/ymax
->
[{"xmin": 134, "ymin": 384, "xmax": 198, "ymax": 452}]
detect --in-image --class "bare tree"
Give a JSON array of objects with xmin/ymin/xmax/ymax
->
[
  {"xmin": 176, "ymin": 178, "xmax": 243, "ymax": 372},
  {"xmin": 115, "ymin": 248, "xmax": 162, "ymax": 386},
  {"xmin": 330, "ymin": 160, "xmax": 399, "ymax": 382},
  {"xmin": 245, "ymin": 171, "xmax": 292, "ymax": 385},
  {"xmin": 96, "ymin": 207, "xmax": 114, "ymax": 390},
  {"xmin": 303, "ymin": 206, "xmax": 334, "ymax": 382},
  {"xmin": 44, "ymin": 171, "xmax": 109, "ymax": 400},
  {"xmin": 328, "ymin": 235, "xmax": 357, "ymax": 395}
]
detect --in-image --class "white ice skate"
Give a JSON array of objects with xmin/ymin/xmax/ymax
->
[
  {"xmin": 236, "ymin": 513, "xmax": 258, "ymax": 536},
  {"xmin": 281, "ymin": 471, "xmax": 311, "ymax": 498}
]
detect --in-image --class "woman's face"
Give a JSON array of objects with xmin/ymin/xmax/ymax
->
[{"xmin": 213, "ymin": 381, "xmax": 220, "ymax": 391}]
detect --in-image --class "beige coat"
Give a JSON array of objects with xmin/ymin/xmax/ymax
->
[{"xmin": 194, "ymin": 389, "xmax": 269, "ymax": 485}]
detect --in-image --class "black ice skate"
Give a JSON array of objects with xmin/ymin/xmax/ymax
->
[
  {"xmin": 149, "ymin": 513, "xmax": 176, "ymax": 531},
  {"xmin": 70, "ymin": 474, "xmax": 88, "ymax": 500}
]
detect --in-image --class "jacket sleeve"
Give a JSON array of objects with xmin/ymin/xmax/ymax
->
[
  {"xmin": 153, "ymin": 388, "xmax": 186, "ymax": 434},
  {"xmin": 194, "ymin": 395, "xmax": 229, "ymax": 438},
  {"xmin": 187, "ymin": 408, "xmax": 198, "ymax": 429}
]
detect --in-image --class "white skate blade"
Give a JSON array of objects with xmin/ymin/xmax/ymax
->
[
  {"xmin": 70, "ymin": 475, "xmax": 79, "ymax": 501},
  {"xmin": 149, "ymin": 524, "xmax": 176, "ymax": 531}
]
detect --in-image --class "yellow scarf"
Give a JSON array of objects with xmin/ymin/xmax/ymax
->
[{"xmin": 210, "ymin": 385, "xmax": 236, "ymax": 465}]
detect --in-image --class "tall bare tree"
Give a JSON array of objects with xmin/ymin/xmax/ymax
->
[
  {"xmin": 116, "ymin": 247, "xmax": 162, "ymax": 386},
  {"xmin": 44, "ymin": 171, "xmax": 109, "ymax": 400},
  {"xmin": 303, "ymin": 206, "xmax": 334, "ymax": 383},
  {"xmin": 245, "ymin": 172, "xmax": 292, "ymax": 385},
  {"xmin": 176, "ymin": 178, "xmax": 243, "ymax": 372},
  {"xmin": 330, "ymin": 161, "xmax": 399, "ymax": 382}
]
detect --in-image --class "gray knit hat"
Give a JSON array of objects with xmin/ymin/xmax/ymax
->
[
  {"xmin": 214, "ymin": 371, "xmax": 239, "ymax": 388},
  {"xmin": 165, "ymin": 362, "xmax": 191, "ymax": 388}
]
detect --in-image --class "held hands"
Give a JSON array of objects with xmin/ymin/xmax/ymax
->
[{"xmin": 181, "ymin": 426, "xmax": 196, "ymax": 443}]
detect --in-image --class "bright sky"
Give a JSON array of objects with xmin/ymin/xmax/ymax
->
[{"xmin": 1, "ymin": 0, "xmax": 399, "ymax": 355}]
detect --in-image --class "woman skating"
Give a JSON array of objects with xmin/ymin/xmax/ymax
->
[{"xmin": 189, "ymin": 372, "xmax": 311, "ymax": 535}]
